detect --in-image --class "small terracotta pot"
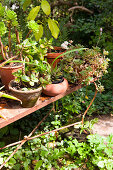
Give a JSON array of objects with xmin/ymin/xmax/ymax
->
[
  {"xmin": 9, "ymin": 80, "xmax": 42, "ymax": 108},
  {"xmin": 0, "ymin": 63, "xmax": 23, "ymax": 90},
  {"xmin": 45, "ymin": 46, "xmax": 66, "ymax": 68},
  {"xmin": 42, "ymin": 78, "xmax": 69, "ymax": 96}
]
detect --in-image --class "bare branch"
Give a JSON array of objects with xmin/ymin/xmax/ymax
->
[{"xmin": 68, "ymin": 6, "xmax": 93, "ymax": 14}]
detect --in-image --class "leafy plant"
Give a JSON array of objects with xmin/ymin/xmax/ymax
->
[{"xmin": 60, "ymin": 44, "xmax": 110, "ymax": 92}]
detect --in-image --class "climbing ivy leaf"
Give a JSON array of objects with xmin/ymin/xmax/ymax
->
[
  {"xmin": 48, "ymin": 18, "xmax": 60, "ymax": 39},
  {"xmin": 41, "ymin": 0, "xmax": 51, "ymax": 15},
  {"xmin": 27, "ymin": 6, "xmax": 40, "ymax": 21}
]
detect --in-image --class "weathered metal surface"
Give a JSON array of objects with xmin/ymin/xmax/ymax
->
[{"xmin": 0, "ymin": 84, "xmax": 83, "ymax": 129}]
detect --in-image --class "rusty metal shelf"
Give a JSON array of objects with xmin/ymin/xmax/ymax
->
[{"xmin": 0, "ymin": 83, "xmax": 83, "ymax": 129}]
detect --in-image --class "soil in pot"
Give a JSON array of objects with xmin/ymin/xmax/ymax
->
[
  {"xmin": 0, "ymin": 62, "xmax": 23, "ymax": 90},
  {"xmin": 42, "ymin": 77, "xmax": 69, "ymax": 97},
  {"xmin": 9, "ymin": 80, "xmax": 42, "ymax": 108},
  {"xmin": 45, "ymin": 47, "xmax": 66, "ymax": 68}
]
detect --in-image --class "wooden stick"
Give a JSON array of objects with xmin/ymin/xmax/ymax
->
[
  {"xmin": 0, "ymin": 107, "xmax": 53, "ymax": 169},
  {"xmin": 82, "ymin": 82, "xmax": 97, "ymax": 125},
  {"xmin": 68, "ymin": 6, "xmax": 93, "ymax": 14},
  {"xmin": 26, "ymin": 121, "xmax": 82, "ymax": 141}
]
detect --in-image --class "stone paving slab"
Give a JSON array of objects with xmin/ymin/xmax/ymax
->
[{"xmin": 92, "ymin": 114, "xmax": 113, "ymax": 137}]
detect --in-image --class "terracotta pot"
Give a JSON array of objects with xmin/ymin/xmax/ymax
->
[
  {"xmin": 45, "ymin": 46, "xmax": 66, "ymax": 68},
  {"xmin": 9, "ymin": 80, "xmax": 42, "ymax": 108},
  {"xmin": 0, "ymin": 63, "xmax": 23, "ymax": 90},
  {"xmin": 42, "ymin": 78, "xmax": 69, "ymax": 96}
]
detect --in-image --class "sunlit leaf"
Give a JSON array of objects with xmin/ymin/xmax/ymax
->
[
  {"xmin": 34, "ymin": 24, "xmax": 43, "ymax": 41},
  {"xmin": 48, "ymin": 18, "xmax": 60, "ymax": 39},
  {"xmin": 23, "ymin": 0, "xmax": 31, "ymax": 11},
  {"xmin": 41, "ymin": 0, "xmax": 51, "ymax": 15},
  {"xmin": 27, "ymin": 6, "xmax": 40, "ymax": 21}
]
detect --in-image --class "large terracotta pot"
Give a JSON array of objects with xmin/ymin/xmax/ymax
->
[
  {"xmin": 42, "ymin": 78, "xmax": 69, "ymax": 96},
  {"xmin": 45, "ymin": 47, "xmax": 66, "ymax": 68},
  {"xmin": 0, "ymin": 63, "xmax": 23, "ymax": 90},
  {"xmin": 9, "ymin": 80, "xmax": 42, "ymax": 108}
]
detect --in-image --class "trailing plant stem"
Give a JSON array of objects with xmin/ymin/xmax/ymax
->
[{"xmin": 82, "ymin": 82, "xmax": 98, "ymax": 125}]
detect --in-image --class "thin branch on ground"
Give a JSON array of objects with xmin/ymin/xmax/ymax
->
[{"xmin": 0, "ymin": 107, "xmax": 53, "ymax": 169}]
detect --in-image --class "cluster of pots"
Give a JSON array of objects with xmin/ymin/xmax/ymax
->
[{"xmin": 0, "ymin": 47, "xmax": 69, "ymax": 108}]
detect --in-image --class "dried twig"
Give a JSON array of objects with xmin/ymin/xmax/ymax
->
[
  {"xmin": 68, "ymin": 6, "xmax": 93, "ymax": 14},
  {"xmin": 82, "ymin": 82, "xmax": 98, "ymax": 125},
  {"xmin": 0, "ymin": 107, "xmax": 53, "ymax": 169}
]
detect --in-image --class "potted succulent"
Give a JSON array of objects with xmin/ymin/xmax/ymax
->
[
  {"xmin": 60, "ymin": 44, "xmax": 110, "ymax": 92},
  {"xmin": 8, "ymin": 59, "xmax": 51, "ymax": 108},
  {"xmin": 42, "ymin": 66, "xmax": 69, "ymax": 96}
]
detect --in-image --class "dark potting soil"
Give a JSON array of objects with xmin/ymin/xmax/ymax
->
[
  {"xmin": 11, "ymin": 81, "xmax": 40, "ymax": 91},
  {"xmin": 4, "ymin": 62, "xmax": 22, "ymax": 67},
  {"xmin": 52, "ymin": 77, "xmax": 64, "ymax": 84}
]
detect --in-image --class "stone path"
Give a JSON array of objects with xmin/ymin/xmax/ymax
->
[{"xmin": 92, "ymin": 114, "xmax": 113, "ymax": 137}]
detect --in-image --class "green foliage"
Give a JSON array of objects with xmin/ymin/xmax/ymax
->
[
  {"xmin": 48, "ymin": 18, "xmax": 60, "ymax": 39},
  {"xmin": 13, "ymin": 60, "xmax": 51, "ymax": 89},
  {"xmin": 27, "ymin": 6, "xmax": 40, "ymax": 21},
  {"xmin": 41, "ymin": 0, "xmax": 51, "ymax": 16},
  {"xmin": 0, "ymin": 21, "xmax": 7, "ymax": 36},
  {"xmin": 0, "ymin": 132, "xmax": 113, "ymax": 169}
]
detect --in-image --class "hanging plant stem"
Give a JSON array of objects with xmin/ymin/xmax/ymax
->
[{"xmin": 82, "ymin": 82, "xmax": 98, "ymax": 126}]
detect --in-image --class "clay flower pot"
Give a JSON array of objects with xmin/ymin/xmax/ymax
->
[
  {"xmin": 9, "ymin": 80, "xmax": 42, "ymax": 108},
  {"xmin": 0, "ymin": 63, "xmax": 23, "ymax": 90},
  {"xmin": 42, "ymin": 78, "xmax": 68, "ymax": 97},
  {"xmin": 45, "ymin": 46, "xmax": 66, "ymax": 68}
]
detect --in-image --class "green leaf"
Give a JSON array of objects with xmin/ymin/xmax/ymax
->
[
  {"xmin": 27, "ymin": 20, "xmax": 39, "ymax": 33},
  {"xmin": 34, "ymin": 24, "xmax": 43, "ymax": 41},
  {"xmin": 23, "ymin": 0, "xmax": 31, "ymax": 11},
  {"xmin": 27, "ymin": 6, "xmax": 40, "ymax": 21},
  {"xmin": 9, "ymin": 158, "xmax": 16, "ymax": 165},
  {"xmin": 21, "ymin": 75, "xmax": 30, "ymax": 82},
  {"xmin": 34, "ymin": 160, "xmax": 43, "ymax": 170},
  {"xmin": 0, "ymin": 92, "xmax": 21, "ymax": 102},
  {"xmin": 0, "ymin": 21, "xmax": 7, "ymax": 36},
  {"xmin": 29, "ymin": 81, "xmax": 35, "ymax": 86},
  {"xmin": 48, "ymin": 18, "xmax": 60, "ymax": 39},
  {"xmin": 41, "ymin": 0, "xmax": 51, "ymax": 15},
  {"xmin": 0, "ymin": 157, "xmax": 3, "ymax": 164}
]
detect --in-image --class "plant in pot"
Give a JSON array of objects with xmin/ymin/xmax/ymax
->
[
  {"xmin": 0, "ymin": 0, "xmax": 60, "ymax": 89},
  {"xmin": 60, "ymin": 44, "xmax": 110, "ymax": 92},
  {"xmin": 45, "ymin": 41, "xmax": 71, "ymax": 68},
  {"xmin": 0, "ymin": 3, "xmax": 23, "ymax": 89},
  {"xmin": 8, "ymin": 59, "xmax": 51, "ymax": 108},
  {"xmin": 42, "ymin": 65, "xmax": 69, "ymax": 96}
]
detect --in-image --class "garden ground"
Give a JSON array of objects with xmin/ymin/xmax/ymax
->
[{"xmin": 92, "ymin": 114, "xmax": 113, "ymax": 137}]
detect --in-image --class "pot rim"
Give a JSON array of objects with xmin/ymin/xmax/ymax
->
[
  {"xmin": 0, "ymin": 63, "xmax": 23, "ymax": 70},
  {"xmin": 9, "ymin": 80, "xmax": 42, "ymax": 94}
]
